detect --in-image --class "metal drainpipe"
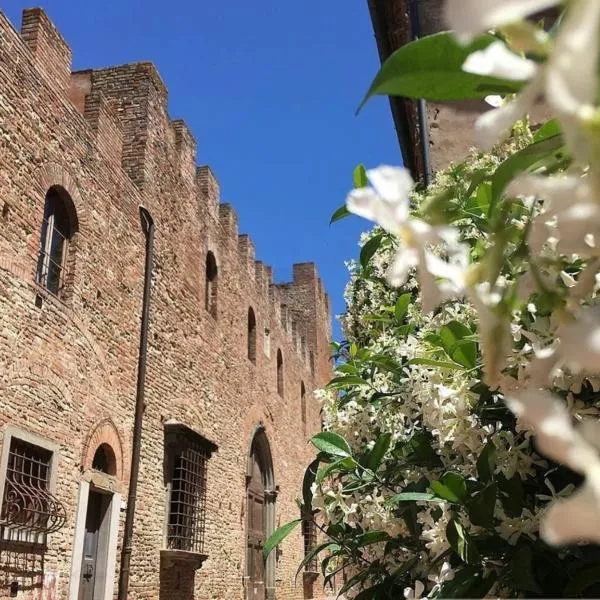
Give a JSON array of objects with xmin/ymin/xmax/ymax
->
[
  {"xmin": 410, "ymin": 0, "xmax": 433, "ymax": 187},
  {"xmin": 117, "ymin": 205, "xmax": 155, "ymax": 600}
]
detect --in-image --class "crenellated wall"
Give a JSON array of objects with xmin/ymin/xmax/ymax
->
[{"xmin": 0, "ymin": 8, "xmax": 331, "ymax": 600}]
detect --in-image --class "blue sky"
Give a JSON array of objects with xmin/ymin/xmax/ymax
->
[{"xmin": 5, "ymin": 1, "xmax": 400, "ymax": 339}]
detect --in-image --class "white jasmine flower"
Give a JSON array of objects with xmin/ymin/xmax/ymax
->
[
  {"xmin": 560, "ymin": 271, "xmax": 577, "ymax": 288},
  {"xmin": 485, "ymin": 94, "xmax": 504, "ymax": 108},
  {"xmin": 404, "ymin": 580, "xmax": 425, "ymax": 599},
  {"xmin": 346, "ymin": 166, "xmax": 466, "ymax": 312},
  {"xmin": 428, "ymin": 561, "xmax": 455, "ymax": 590},
  {"xmin": 463, "ymin": 41, "xmax": 538, "ymax": 81},
  {"xmin": 474, "ymin": 72, "xmax": 544, "ymax": 150},
  {"xmin": 546, "ymin": 0, "xmax": 600, "ymax": 162},
  {"xmin": 445, "ymin": 0, "xmax": 560, "ymax": 44},
  {"xmin": 506, "ymin": 388, "xmax": 600, "ymax": 545},
  {"xmin": 556, "ymin": 307, "xmax": 600, "ymax": 372}
]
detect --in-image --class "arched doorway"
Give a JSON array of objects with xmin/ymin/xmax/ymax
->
[{"xmin": 246, "ymin": 427, "xmax": 276, "ymax": 600}]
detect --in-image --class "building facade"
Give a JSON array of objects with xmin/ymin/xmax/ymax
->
[{"xmin": 0, "ymin": 8, "xmax": 331, "ymax": 600}]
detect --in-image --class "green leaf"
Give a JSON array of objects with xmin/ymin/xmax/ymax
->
[
  {"xmin": 510, "ymin": 545, "xmax": 542, "ymax": 594},
  {"xmin": 359, "ymin": 32, "xmax": 522, "ymax": 110},
  {"xmin": 360, "ymin": 234, "xmax": 384, "ymax": 270},
  {"xmin": 367, "ymin": 433, "xmax": 392, "ymax": 472},
  {"xmin": 408, "ymin": 357, "xmax": 465, "ymax": 370},
  {"xmin": 468, "ymin": 483, "xmax": 496, "ymax": 528},
  {"xmin": 446, "ymin": 518, "xmax": 480, "ymax": 564},
  {"xmin": 430, "ymin": 472, "xmax": 466, "ymax": 503},
  {"xmin": 497, "ymin": 474, "xmax": 524, "ymax": 518},
  {"xmin": 533, "ymin": 118, "xmax": 561, "ymax": 142},
  {"xmin": 326, "ymin": 375, "xmax": 370, "ymax": 390},
  {"xmin": 439, "ymin": 321, "xmax": 477, "ymax": 369},
  {"xmin": 476, "ymin": 442, "xmax": 496, "ymax": 483},
  {"xmin": 355, "ymin": 530, "xmax": 390, "ymax": 548},
  {"xmin": 394, "ymin": 293, "xmax": 411, "ymax": 323},
  {"xmin": 302, "ymin": 458, "xmax": 320, "ymax": 513},
  {"xmin": 295, "ymin": 540, "xmax": 338, "ymax": 578},
  {"xmin": 490, "ymin": 134, "xmax": 566, "ymax": 206},
  {"xmin": 330, "ymin": 204, "xmax": 350, "ymax": 225},
  {"xmin": 310, "ymin": 432, "xmax": 353, "ymax": 458},
  {"xmin": 263, "ymin": 519, "xmax": 301, "ymax": 559},
  {"xmin": 385, "ymin": 492, "xmax": 447, "ymax": 506},
  {"xmin": 316, "ymin": 457, "xmax": 355, "ymax": 484},
  {"xmin": 353, "ymin": 164, "xmax": 368, "ymax": 188}
]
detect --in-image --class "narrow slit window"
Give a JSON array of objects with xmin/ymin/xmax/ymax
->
[
  {"xmin": 277, "ymin": 349, "xmax": 284, "ymax": 397},
  {"xmin": 248, "ymin": 307, "xmax": 257, "ymax": 363},
  {"xmin": 301, "ymin": 382, "xmax": 306, "ymax": 426},
  {"xmin": 205, "ymin": 251, "xmax": 218, "ymax": 318}
]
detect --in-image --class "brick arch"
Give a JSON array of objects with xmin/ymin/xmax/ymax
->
[
  {"xmin": 35, "ymin": 162, "xmax": 89, "ymax": 232},
  {"xmin": 82, "ymin": 419, "xmax": 125, "ymax": 483}
]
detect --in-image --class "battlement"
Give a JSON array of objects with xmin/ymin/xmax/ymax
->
[{"xmin": 1, "ymin": 7, "xmax": 331, "ymax": 371}]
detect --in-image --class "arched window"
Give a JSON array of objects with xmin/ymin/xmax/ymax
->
[
  {"xmin": 91, "ymin": 443, "xmax": 117, "ymax": 476},
  {"xmin": 205, "ymin": 251, "xmax": 218, "ymax": 318},
  {"xmin": 301, "ymin": 382, "xmax": 306, "ymax": 426},
  {"xmin": 248, "ymin": 307, "xmax": 257, "ymax": 363},
  {"xmin": 277, "ymin": 349, "xmax": 284, "ymax": 397},
  {"xmin": 36, "ymin": 186, "xmax": 77, "ymax": 296}
]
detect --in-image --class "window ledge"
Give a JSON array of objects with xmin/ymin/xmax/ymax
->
[
  {"xmin": 160, "ymin": 549, "xmax": 208, "ymax": 570},
  {"xmin": 303, "ymin": 570, "xmax": 319, "ymax": 583}
]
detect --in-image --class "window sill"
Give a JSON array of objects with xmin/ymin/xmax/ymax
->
[
  {"xmin": 303, "ymin": 570, "xmax": 319, "ymax": 583},
  {"xmin": 160, "ymin": 549, "xmax": 208, "ymax": 570}
]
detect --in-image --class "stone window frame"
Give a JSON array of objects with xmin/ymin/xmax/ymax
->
[{"xmin": 0, "ymin": 425, "xmax": 62, "ymax": 544}]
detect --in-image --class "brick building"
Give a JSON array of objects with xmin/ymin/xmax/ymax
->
[{"xmin": 0, "ymin": 8, "xmax": 332, "ymax": 600}]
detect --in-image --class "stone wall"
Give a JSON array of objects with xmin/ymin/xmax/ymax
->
[{"xmin": 0, "ymin": 8, "xmax": 332, "ymax": 600}]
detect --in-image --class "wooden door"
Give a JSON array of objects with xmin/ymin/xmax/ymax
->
[
  {"xmin": 78, "ymin": 491, "xmax": 104, "ymax": 600},
  {"xmin": 246, "ymin": 456, "xmax": 266, "ymax": 600}
]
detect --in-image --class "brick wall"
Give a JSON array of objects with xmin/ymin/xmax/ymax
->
[{"xmin": 0, "ymin": 8, "xmax": 331, "ymax": 600}]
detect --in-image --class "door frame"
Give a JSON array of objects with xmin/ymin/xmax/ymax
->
[
  {"xmin": 68, "ymin": 479, "xmax": 120, "ymax": 600},
  {"xmin": 245, "ymin": 426, "xmax": 277, "ymax": 600}
]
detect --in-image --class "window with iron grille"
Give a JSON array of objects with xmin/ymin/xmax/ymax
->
[
  {"xmin": 36, "ymin": 187, "xmax": 76, "ymax": 297},
  {"xmin": 0, "ymin": 436, "xmax": 66, "ymax": 543},
  {"xmin": 302, "ymin": 519, "xmax": 318, "ymax": 572},
  {"xmin": 165, "ymin": 425, "xmax": 217, "ymax": 555}
]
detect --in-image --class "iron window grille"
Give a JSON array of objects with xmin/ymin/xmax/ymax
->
[
  {"xmin": 0, "ymin": 438, "xmax": 66, "ymax": 543},
  {"xmin": 165, "ymin": 424, "xmax": 217, "ymax": 556},
  {"xmin": 302, "ymin": 519, "xmax": 318, "ymax": 572}
]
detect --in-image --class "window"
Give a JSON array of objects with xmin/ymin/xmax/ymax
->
[
  {"xmin": 277, "ymin": 349, "xmax": 284, "ymax": 397},
  {"xmin": 205, "ymin": 251, "xmax": 218, "ymax": 318},
  {"xmin": 0, "ymin": 435, "xmax": 66, "ymax": 543},
  {"xmin": 280, "ymin": 304, "xmax": 287, "ymax": 331},
  {"xmin": 302, "ymin": 519, "xmax": 318, "ymax": 572},
  {"xmin": 301, "ymin": 382, "xmax": 307, "ymax": 426},
  {"xmin": 309, "ymin": 351, "xmax": 315, "ymax": 377},
  {"xmin": 165, "ymin": 425, "xmax": 217, "ymax": 555},
  {"xmin": 301, "ymin": 337, "xmax": 307, "ymax": 360},
  {"xmin": 248, "ymin": 307, "xmax": 257, "ymax": 363},
  {"xmin": 36, "ymin": 186, "xmax": 77, "ymax": 297}
]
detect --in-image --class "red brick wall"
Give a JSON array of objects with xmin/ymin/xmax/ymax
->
[{"xmin": 0, "ymin": 8, "xmax": 331, "ymax": 600}]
